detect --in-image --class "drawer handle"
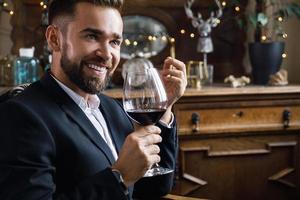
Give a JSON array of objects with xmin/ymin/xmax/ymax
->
[
  {"xmin": 282, "ymin": 109, "xmax": 291, "ymax": 128},
  {"xmin": 233, "ymin": 111, "xmax": 244, "ymax": 118},
  {"xmin": 191, "ymin": 113, "xmax": 200, "ymax": 133}
]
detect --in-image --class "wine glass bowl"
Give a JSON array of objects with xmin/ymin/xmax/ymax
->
[
  {"xmin": 123, "ymin": 66, "xmax": 173, "ymax": 177},
  {"xmin": 123, "ymin": 67, "xmax": 168, "ymax": 126}
]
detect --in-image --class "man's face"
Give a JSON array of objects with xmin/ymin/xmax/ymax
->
[{"xmin": 59, "ymin": 3, "xmax": 123, "ymax": 94}]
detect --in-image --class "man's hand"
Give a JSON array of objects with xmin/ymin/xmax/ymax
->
[
  {"xmin": 111, "ymin": 125, "xmax": 162, "ymax": 187},
  {"xmin": 160, "ymin": 57, "xmax": 187, "ymax": 124},
  {"xmin": 162, "ymin": 57, "xmax": 187, "ymax": 106}
]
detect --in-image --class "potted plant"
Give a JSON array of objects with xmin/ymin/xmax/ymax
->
[{"xmin": 228, "ymin": 0, "xmax": 300, "ymax": 84}]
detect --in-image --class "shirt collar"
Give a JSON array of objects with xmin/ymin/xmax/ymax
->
[{"xmin": 51, "ymin": 74, "xmax": 100, "ymax": 110}]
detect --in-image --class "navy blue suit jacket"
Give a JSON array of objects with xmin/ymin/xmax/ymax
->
[{"xmin": 0, "ymin": 73, "xmax": 177, "ymax": 200}]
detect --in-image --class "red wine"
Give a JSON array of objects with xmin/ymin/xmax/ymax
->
[{"xmin": 126, "ymin": 108, "xmax": 166, "ymax": 125}]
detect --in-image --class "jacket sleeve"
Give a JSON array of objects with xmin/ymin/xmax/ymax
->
[
  {"xmin": 132, "ymin": 118, "xmax": 178, "ymax": 199},
  {"xmin": 0, "ymin": 101, "xmax": 128, "ymax": 200},
  {"xmin": 109, "ymin": 97, "xmax": 178, "ymax": 199}
]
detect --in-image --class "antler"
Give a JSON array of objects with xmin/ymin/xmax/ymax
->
[
  {"xmin": 184, "ymin": 0, "xmax": 223, "ymax": 28},
  {"xmin": 184, "ymin": 0, "xmax": 202, "ymax": 27}
]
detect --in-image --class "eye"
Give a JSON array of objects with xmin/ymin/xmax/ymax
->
[
  {"xmin": 110, "ymin": 39, "xmax": 122, "ymax": 47},
  {"xmin": 85, "ymin": 34, "xmax": 98, "ymax": 41}
]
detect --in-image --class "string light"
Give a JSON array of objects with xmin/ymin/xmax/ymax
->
[
  {"xmin": 235, "ymin": 6, "xmax": 240, "ymax": 12},
  {"xmin": 124, "ymin": 39, "xmax": 131, "ymax": 46},
  {"xmin": 0, "ymin": 1, "xmax": 14, "ymax": 16},
  {"xmin": 123, "ymin": 35, "xmax": 175, "ymax": 47},
  {"xmin": 221, "ymin": 1, "xmax": 226, "ymax": 7},
  {"xmin": 282, "ymin": 53, "xmax": 287, "ymax": 58},
  {"xmin": 161, "ymin": 36, "xmax": 167, "ymax": 41},
  {"xmin": 190, "ymin": 33, "xmax": 195, "ymax": 38},
  {"xmin": 261, "ymin": 35, "xmax": 267, "ymax": 41},
  {"xmin": 180, "ymin": 29, "xmax": 186, "ymax": 34},
  {"xmin": 282, "ymin": 33, "xmax": 288, "ymax": 39},
  {"xmin": 278, "ymin": 17, "xmax": 283, "ymax": 22}
]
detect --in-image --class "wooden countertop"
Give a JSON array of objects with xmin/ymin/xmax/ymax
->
[
  {"xmin": 103, "ymin": 85, "xmax": 300, "ymax": 99},
  {"xmin": 2, "ymin": 84, "xmax": 300, "ymax": 98}
]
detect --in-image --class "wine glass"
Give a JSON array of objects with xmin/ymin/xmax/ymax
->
[{"xmin": 123, "ymin": 66, "xmax": 174, "ymax": 177}]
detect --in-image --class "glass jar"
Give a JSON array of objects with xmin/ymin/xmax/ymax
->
[
  {"xmin": 0, "ymin": 54, "xmax": 40, "ymax": 86},
  {"xmin": 13, "ymin": 56, "xmax": 40, "ymax": 85}
]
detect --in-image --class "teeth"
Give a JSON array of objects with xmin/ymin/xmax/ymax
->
[{"xmin": 88, "ymin": 64, "xmax": 107, "ymax": 72}]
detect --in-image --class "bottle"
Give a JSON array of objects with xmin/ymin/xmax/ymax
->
[{"xmin": 13, "ymin": 47, "xmax": 40, "ymax": 85}]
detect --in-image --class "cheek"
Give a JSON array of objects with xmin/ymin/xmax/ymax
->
[
  {"xmin": 64, "ymin": 41, "xmax": 91, "ymax": 63},
  {"xmin": 63, "ymin": 41, "xmax": 77, "ymax": 60},
  {"xmin": 111, "ymin": 49, "xmax": 120, "ymax": 69}
]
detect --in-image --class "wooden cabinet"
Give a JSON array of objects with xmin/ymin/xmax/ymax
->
[{"xmin": 171, "ymin": 86, "xmax": 300, "ymax": 200}]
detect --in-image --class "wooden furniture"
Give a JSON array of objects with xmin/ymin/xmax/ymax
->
[
  {"xmin": 104, "ymin": 85, "xmax": 300, "ymax": 200},
  {"xmin": 171, "ymin": 85, "xmax": 300, "ymax": 200},
  {"xmin": 162, "ymin": 194, "xmax": 208, "ymax": 200}
]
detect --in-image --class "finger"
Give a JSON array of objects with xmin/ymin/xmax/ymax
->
[
  {"xmin": 141, "ymin": 134, "xmax": 162, "ymax": 146},
  {"xmin": 134, "ymin": 125, "xmax": 161, "ymax": 137},
  {"xmin": 164, "ymin": 73, "xmax": 187, "ymax": 87},
  {"xmin": 163, "ymin": 68, "xmax": 185, "ymax": 79},
  {"xmin": 145, "ymin": 144, "xmax": 160, "ymax": 155},
  {"xmin": 164, "ymin": 57, "xmax": 186, "ymax": 73},
  {"xmin": 143, "ymin": 125, "xmax": 161, "ymax": 135},
  {"xmin": 148, "ymin": 155, "xmax": 161, "ymax": 166},
  {"xmin": 163, "ymin": 61, "xmax": 187, "ymax": 82}
]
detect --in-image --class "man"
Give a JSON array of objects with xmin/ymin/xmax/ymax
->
[{"xmin": 0, "ymin": 0, "xmax": 187, "ymax": 199}]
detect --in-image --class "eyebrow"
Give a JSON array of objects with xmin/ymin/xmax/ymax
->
[{"xmin": 80, "ymin": 28, "xmax": 123, "ymax": 40}]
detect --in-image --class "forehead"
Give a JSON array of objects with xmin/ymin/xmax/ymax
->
[{"xmin": 71, "ymin": 2, "xmax": 123, "ymax": 34}]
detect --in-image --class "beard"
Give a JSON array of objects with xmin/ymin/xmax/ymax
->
[{"xmin": 60, "ymin": 47, "xmax": 110, "ymax": 94}]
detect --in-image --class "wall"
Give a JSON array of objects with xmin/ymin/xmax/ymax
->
[{"xmin": 0, "ymin": 0, "xmax": 13, "ymax": 56}]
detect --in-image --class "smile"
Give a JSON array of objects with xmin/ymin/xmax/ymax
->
[{"xmin": 87, "ymin": 64, "xmax": 108, "ymax": 74}]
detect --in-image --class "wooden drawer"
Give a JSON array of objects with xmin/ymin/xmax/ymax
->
[{"xmin": 175, "ymin": 105, "xmax": 300, "ymax": 135}]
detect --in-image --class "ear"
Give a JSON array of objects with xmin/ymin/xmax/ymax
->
[{"xmin": 45, "ymin": 25, "xmax": 61, "ymax": 52}]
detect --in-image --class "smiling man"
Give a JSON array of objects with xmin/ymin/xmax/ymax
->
[{"xmin": 0, "ymin": 0, "xmax": 187, "ymax": 200}]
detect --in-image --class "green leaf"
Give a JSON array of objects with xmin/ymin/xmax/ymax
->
[
  {"xmin": 231, "ymin": 0, "xmax": 241, "ymax": 5},
  {"xmin": 285, "ymin": 5, "xmax": 294, "ymax": 17},
  {"xmin": 257, "ymin": 13, "xmax": 268, "ymax": 26},
  {"xmin": 237, "ymin": 19, "xmax": 245, "ymax": 29},
  {"xmin": 249, "ymin": 14, "xmax": 257, "ymax": 27},
  {"xmin": 290, "ymin": 3, "xmax": 300, "ymax": 19}
]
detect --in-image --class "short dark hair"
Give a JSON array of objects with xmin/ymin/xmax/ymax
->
[{"xmin": 48, "ymin": 0, "xmax": 123, "ymax": 25}]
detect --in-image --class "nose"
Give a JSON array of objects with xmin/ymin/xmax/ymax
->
[{"xmin": 95, "ymin": 43, "xmax": 112, "ymax": 62}]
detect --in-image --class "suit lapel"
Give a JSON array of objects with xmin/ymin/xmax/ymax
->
[
  {"xmin": 99, "ymin": 101, "xmax": 123, "ymax": 153},
  {"xmin": 40, "ymin": 73, "xmax": 116, "ymax": 165},
  {"xmin": 61, "ymin": 104, "xmax": 116, "ymax": 164}
]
